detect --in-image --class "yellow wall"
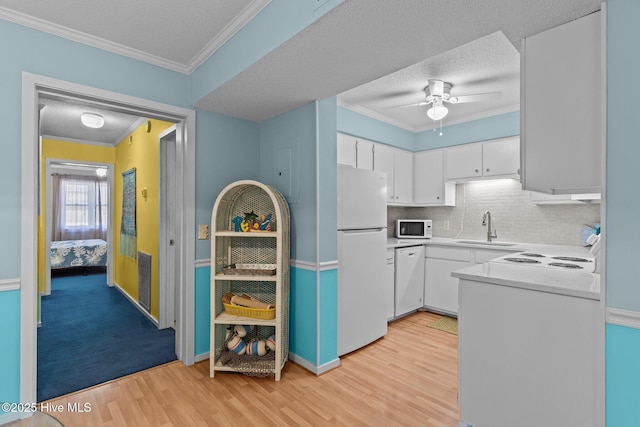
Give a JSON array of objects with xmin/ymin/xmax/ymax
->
[
  {"xmin": 39, "ymin": 139, "xmax": 116, "ymax": 293},
  {"xmin": 113, "ymin": 119, "xmax": 173, "ymax": 319}
]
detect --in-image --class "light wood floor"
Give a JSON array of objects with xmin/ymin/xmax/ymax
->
[{"xmin": 43, "ymin": 311, "xmax": 459, "ymax": 426}]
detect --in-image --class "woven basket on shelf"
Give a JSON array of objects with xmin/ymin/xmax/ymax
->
[{"xmin": 223, "ymin": 303, "xmax": 276, "ymax": 320}]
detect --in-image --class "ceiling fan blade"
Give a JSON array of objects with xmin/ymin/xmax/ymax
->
[
  {"xmin": 448, "ymin": 91, "xmax": 501, "ymax": 104},
  {"xmin": 383, "ymin": 101, "xmax": 428, "ymax": 110}
]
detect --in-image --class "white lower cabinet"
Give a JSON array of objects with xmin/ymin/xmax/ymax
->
[
  {"xmin": 395, "ymin": 245, "xmax": 425, "ymax": 318},
  {"xmin": 458, "ymin": 279, "xmax": 600, "ymax": 427},
  {"xmin": 385, "ymin": 249, "xmax": 395, "ymax": 321},
  {"xmin": 423, "ymin": 246, "xmax": 472, "ymax": 316},
  {"xmin": 425, "ymin": 258, "xmax": 470, "ymax": 316},
  {"xmin": 424, "ymin": 245, "xmax": 516, "ymax": 316}
]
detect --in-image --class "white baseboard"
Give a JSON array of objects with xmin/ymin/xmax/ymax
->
[
  {"xmin": 194, "ymin": 352, "xmax": 210, "ymax": 363},
  {"xmin": 288, "ymin": 352, "xmax": 341, "ymax": 375},
  {"xmin": 606, "ymin": 307, "xmax": 640, "ymax": 329},
  {"xmin": 113, "ymin": 282, "xmax": 158, "ymax": 327}
]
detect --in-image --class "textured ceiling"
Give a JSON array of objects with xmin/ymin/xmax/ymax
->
[
  {"xmin": 196, "ymin": 0, "xmax": 600, "ymax": 129},
  {"xmin": 0, "ymin": 0, "xmax": 267, "ymax": 72},
  {"xmin": 40, "ymin": 96, "xmax": 144, "ymax": 146},
  {"xmin": 2, "ymin": 0, "xmax": 601, "ymax": 135}
]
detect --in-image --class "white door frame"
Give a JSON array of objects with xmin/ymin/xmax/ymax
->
[
  {"xmin": 158, "ymin": 125, "xmax": 177, "ymax": 330},
  {"xmin": 20, "ymin": 72, "xmax": 196, "ymax": 404}
]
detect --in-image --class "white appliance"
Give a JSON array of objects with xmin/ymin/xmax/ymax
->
[
  {"xmin": 395, "ymin": 245, "xmax": 425, "ymax": 318},
  {"xmin": 492, "ymin": 252, "xmax": 595, "ymax": 272},
  {"xmin": 396, "ymin": 219, "xmax": 432, "ymax": 239},
  {"xmin": 337, "ymin": 165, "xmax": 388, "ymax": 356}
]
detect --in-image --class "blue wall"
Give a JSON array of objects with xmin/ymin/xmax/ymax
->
[
  {"xmin": 415, "ymin": 111, "xmax": 520, "ymax": 151},
  {"xmin": 606, "ymin": 324, "xmax": 640, "ymax": 426},
  {"xmin": 337, "ymin": 106, "xmax": 416, "ymax": 150},
  {"xmin": 0, "ymin": 290, "xmax": 20, "ymax": 410},
  {"xmin": 195, "ymin": 110, "xmax": 260, "ymax": 259},
  {"xmin": 605, "ymin": 0, "xmax": 640, "ymax": 424}
]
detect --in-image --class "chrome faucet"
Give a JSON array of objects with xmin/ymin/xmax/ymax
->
[{"xmin": 482, "ymin": 211, "xmax": 498, "ymax": 242}]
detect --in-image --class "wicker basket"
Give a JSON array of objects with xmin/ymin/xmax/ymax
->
[{"xmin": 223, "ymin": 303, "xmax": 276, "ymax": 320}]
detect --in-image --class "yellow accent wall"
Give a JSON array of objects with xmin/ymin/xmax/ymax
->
[
  {"xmin": 39, "ymin": 139, "xmax": 116, "ymax": 294},
  {"xmin": 113, "ymin": 119, "xmax": 173, "ymax": 320}
]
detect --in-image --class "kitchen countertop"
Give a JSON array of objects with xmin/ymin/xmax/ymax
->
[{"xmin": 387, "ymin": 237, "xmax": 601, "ymax": 300}]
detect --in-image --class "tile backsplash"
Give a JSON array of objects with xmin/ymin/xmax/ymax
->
[{"xmin": 388, "ymin": 179, "xmax": 600, "ymax": 246}]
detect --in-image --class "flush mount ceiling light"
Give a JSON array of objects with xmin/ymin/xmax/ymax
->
[
  {"xmin": 80, "ymin": 112, "xmax": 104, "ymax": 129},
  {"xmin": 426, "ymin": 98, "xmax": 449, "ymax": 121},
  {"xmin": 95, "ymin": 167, "xmax": 107, "ymax": 177}
]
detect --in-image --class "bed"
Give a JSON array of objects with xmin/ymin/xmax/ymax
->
[{"xmin": 50, "ymin": 239, "xmax": 108, "ymax": 269}]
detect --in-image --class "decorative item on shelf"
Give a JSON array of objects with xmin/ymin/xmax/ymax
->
[
  {"xmin": 227, "ymin": 334, "xmax": 247, "ymax": 355},
  {"xmin": 266, "ymin": 334, "xmax": 276, "ymax": 352},
  {"xmin": 232, "ymin": 211, "xmax": 273, "ymax": 232},
  {"xmin": 221, "ymin": 291, "xmax": 276, "ymax": 320},
  {"xmin": 221, "ymin": 263, "xmax": 276, "ymax": 276},
  {"xmin": 246, "ymin": 339, "xmax": 268, "ymax": 356},
  {"xmin": 234, "ymin": 324, "xmax": 254, "ymax": 338}
]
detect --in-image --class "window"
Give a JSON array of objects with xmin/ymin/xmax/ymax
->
[{"xmin": 53, "ymin": 174, "xmax": 109, "ymax": 241}]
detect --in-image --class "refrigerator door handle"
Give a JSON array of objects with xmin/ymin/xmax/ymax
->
[{"xmin": 339, "ymin": 228, "xmax": 385, "ymax": 234}]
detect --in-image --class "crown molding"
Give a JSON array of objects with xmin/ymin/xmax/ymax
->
[
  {"xmin": 1, "ymin": 1, "xmax": 271, "ymax": 75},
  {"xmin": 185, "ymin": 0, "xmax": 271, "ymax": 74}
]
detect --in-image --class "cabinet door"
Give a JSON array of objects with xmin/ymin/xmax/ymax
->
[
  {"xmin": 337, "ymin": 133, "xmax": 356, "ymax": 167},
  {"xmin": 395, "ymin": 246, "xmax": 425, "ymax": 317},
  {"xmin": 522, "ymin": 12, "xmax": 601, "ymax": 193},
  {"xmin": 393, "ymin": 148, "xmax": 413, "ymax": 204},
  {"xmin": 482, "ymin": 137, "xmax": 520, "ymax": 177},
  {"xmin": 424, "ymin": 258, "xmax": 468, "ymax": 315},
  {"xmin": 356, "ymin": 138, "xmax": 374, "ymax": 170},
  {"xmin": 415, "ymin": 149, "xmax": 445, "ymax": 204},
  {"xmin": 374, "ymin": 143, "xmax": 395, "ymax": 203},
  {"xmin": 445, "ymin": 144, "xmax": 482, "ymax": 180},
  {"xmin": 386, "ymin": 249, "xmax": 395, "ymax": 321}
]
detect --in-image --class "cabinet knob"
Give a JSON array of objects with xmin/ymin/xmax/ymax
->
[
  {"xmin": 486, "ymin": 168, "xmax": 490, "ymax": 172},
  {"xmin": 475, "ymin": 169, "xmax": 479, "ymax": 173},
  {"xmin": 436, "ymin": 196, "xmax": 440, "ymax": 200}
]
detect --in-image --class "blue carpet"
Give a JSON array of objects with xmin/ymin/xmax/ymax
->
[{"xmin": 37, "ymin": 273, "xmax": 176, "ymax": 402}]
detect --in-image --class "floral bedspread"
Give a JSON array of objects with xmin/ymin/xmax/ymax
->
[{"xmin": 50, "ymin": 239, "xmax": 108, "ymax": 269}]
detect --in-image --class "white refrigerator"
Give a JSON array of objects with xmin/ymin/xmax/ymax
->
[{"xmin": 337, "ymin": 165, "xmax": 388, "ymax": 356}]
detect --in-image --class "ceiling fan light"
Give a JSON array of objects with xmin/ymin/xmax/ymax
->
[
  {"xmin": 426, "ymin": 105, "xmax": 448, "ymax": 121},
  {"xmin": 81, "ymin": 112, "xmax": 104, "ymax": 129}
]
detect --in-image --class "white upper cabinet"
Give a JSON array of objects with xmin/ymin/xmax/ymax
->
[
  {"xmin": 521, "ymin": 11, "xmax": 601, "ymax": 194},
  {"xmin": 482, "ymin": 137, "xmax": 520, "ymax": 177},
  {"xmin": 444, "ymin": 137, "xmax": 519, "ymax": 182},
  {"xmin": 445, "ymin": 143, "xmax": 483, "ymax": 180},
  {"xmin": 337, "ymin": 133, "xmax": 357, "ymax": 167},
  {"xmin": 393, "ymin": 148, "xmax": 413, "ymax": 204},
  {"xmin": 337, "ymin": 132, "xmax": 374, "ymax": 170},
  {"xmin": 414, "ymin": 149, "xmax": 455, "ymax": 206},
  {"xmin": 373, "ymin": 143, "xmax": 396, "ymax": 203}
]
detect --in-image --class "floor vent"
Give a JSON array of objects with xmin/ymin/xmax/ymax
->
[{"xmin": 138, "ymin": 251, "xmax": 151, "ymax": 313}]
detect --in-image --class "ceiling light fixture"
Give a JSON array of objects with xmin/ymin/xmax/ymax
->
[
  {"xmin": 96, "ymin": 168, "xmax": 107, "ymax": 177},
  {"xmin": 426, "ymin": 98, "xmax": 448, "ymax": 121},
  {"xmin": 80, "ymin": 112, "xmax": 104, "ymax": 129}
]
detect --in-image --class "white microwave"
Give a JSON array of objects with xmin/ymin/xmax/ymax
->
[{"xmin": 396, "ymin": 219, "xmax": 432, "ymax": 239}]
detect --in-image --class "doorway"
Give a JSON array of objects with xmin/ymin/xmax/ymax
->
[{"xmin": 20, "ymin": 72, "xmax": 196, "ymax": 404}]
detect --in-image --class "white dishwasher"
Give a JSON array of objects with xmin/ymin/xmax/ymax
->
[{"xmin": 395, "ymin": 245, "xmax": 425, "ymax": 318}]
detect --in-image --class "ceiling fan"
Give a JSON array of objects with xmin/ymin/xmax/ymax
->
[{"xmin": 386, "ymin": 79, "xmax": 502, "ymax": 122}]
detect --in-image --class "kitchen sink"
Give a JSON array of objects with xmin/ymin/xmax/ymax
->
[{"xmin": 456, "ymin": 240, "xmax": 517, "ymax": 247}]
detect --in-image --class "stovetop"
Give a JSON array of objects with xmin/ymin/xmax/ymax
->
[{"xmin": 494, "ymin": 252, "xmax": 595, "ymax": 273}]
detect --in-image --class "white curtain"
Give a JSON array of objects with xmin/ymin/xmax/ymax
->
[{"xmin": 52, "ymin": 174, "xmax": 109, "ymax": 241}]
